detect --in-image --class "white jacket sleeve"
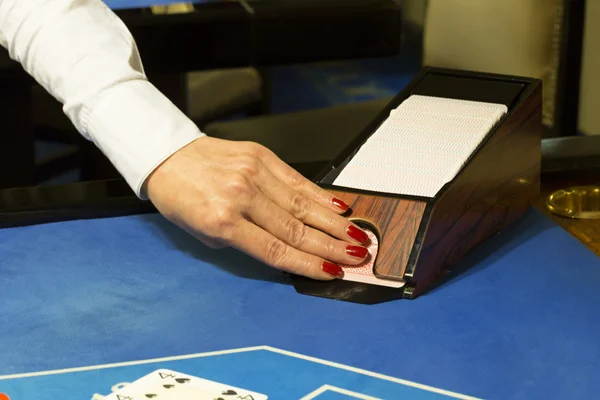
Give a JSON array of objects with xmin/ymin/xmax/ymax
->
[{"xmin": 0, "ymin": 0, "xmax": 204, "ymax": 198}]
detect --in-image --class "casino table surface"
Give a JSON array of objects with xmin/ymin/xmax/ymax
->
[
  {"xmin": 1, "ymin": 195, "xmax": 600, "ymax": 399},
  {"xmin": 104, "ymin": 0, "xmax": 224, "ymax": 10},
  {"xmin": 104, "ymin": 0, "xmax": 195, "ymax": 8}
]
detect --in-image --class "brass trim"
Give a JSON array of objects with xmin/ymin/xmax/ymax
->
[
  {"xmin": 546, "ymin": 186, "xmax": 600, "ymax": 219},
  {"xmin": 151, "ymin": 2, "xmax": 195, "ymax": 14}
]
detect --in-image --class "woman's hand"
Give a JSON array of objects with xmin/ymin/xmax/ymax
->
[{"xmin": 144, "ymin": 136, "xmax": 370, "ymax": 280}]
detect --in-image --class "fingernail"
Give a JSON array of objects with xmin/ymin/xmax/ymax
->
[
  {"xmin": 322, "ymin": 261, "xmax": 344, "ymax": 278},
  {"xmin": 346, "ymin": 245, "xmax": 368, "ymax": 259},
  {"xmin": 347, "ymin": 225, "xmax": 369, "ymax": 244},
  {"xmin": 331, "ymin": 197, "xmax": 349, "ymax": 212}
]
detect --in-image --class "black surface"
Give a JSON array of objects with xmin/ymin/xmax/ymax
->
[
  {"xmin": 542, "ymin": 135, "xmax": 600, "ymax": 173},
  {"xmin": 35, "ymin": 146, "xmax": 79, "ymax": 184},
  {"xmin": 251, "ymin": 0, "xmax": 402, "ymax": 66},
  {"xmin": 291, "ymin": 275, "xmax": 405, "ymax": 304},
  {"xmin": 0, "ymin": 179, "xmax": 154, "ymax": 229},
  {"xmin": 551, "ymin": 0, "xmax": 586, "ymax": 137},
  {"xmin": 78, "ymin": 134, "xmax": 122, "ymax": 182},
  {"xmin": 0, "ymin": 72, "xmax": 35, "ymax": 189},
  {"xmin": 119, "ymin": 1, "xmax": 253, "ymax": 73},
  {"xmin": 0, "ymin": 0, "xmax": 402, "ymax": 74},
  {"xmin": 411, "ymin": 73, "xmax": 525, "ymax": 109},
  {"xmin": 107, "ymin": 0, "xmax": 402, "ymax": 74}
]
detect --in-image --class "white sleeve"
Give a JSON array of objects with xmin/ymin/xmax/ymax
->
[{"xmin": 0, "ymin": 0, "xmax": 204, "ymax": 198}]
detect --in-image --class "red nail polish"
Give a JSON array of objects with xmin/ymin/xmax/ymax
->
[
  {"xmin": 347, "ymin": 225, "xmax": 369, "ymax": 244},
  {"xmin": 322, "ymin": 261, "xmax": 344, "ymax": 278},
  {"xmin": 331, "ymin": 198, "xmax": 349, "ymax": 212},
  {"xmin": 346, "ymin": 245, "xmax": 368, "ymax": 259}
]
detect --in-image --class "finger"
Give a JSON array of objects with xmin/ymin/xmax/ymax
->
[
  {"xmin": 246, "ymin": 190, "xmax": 368, "ymax": 265},
  {"xmin": 257, "ymin": 146, "xmax": 351, "ymax": 214},
  {"xmin": 255, "ymin": 166, "xmax": 370, "ymax": 246},
  {"xmin": 231, "ymin": 219, "xmax": 345, "ymax": 280}
]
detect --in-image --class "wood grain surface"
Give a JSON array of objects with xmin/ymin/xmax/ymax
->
[
  {"xmin": 327, "ymin": 190, "xmax": 427, "ymax": 279},
  {"xmin": 405, "ymin": 83, "xmax": 543, "ymax": 296}
]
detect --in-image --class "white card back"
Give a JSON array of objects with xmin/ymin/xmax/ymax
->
[{"xmin": 332, "ymin": 95, "xmax": 507, "ymax": 197}]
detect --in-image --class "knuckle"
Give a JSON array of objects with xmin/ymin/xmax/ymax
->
[
  {"xmin": 265, "ymin": 239, "xmax": 288, "ymax": 266},
  {"xmin": 237, "ymin": 156, "xmax": 260, "ymax": 178},
  {"xmin": 226, "ymin": 173, "xmax": 254, "ymax": 198},
  {"xmin": 283, "ymin": 218, "xmax": 307, "ymax": 247},
  {"xmin": 326, "ymin": 237, "xmax": 338, "ymax": 256},
  {"xmin": 243, "ymin": 141, "xmax": 265, "ymax": 157},
  {"xmin": 323, "ymin": 212, "xmax": 342, "ymax": 231},
  {"xmin": 205, "ymin": 206, "xmax": 237, "ymax": 237},
  {"xmin": 287, "ymin": 169, "xmax": 305, "ymax": 189},
  {"xmin": 289, "ymin": 194, "xmax": 311, "ymax": 220}
]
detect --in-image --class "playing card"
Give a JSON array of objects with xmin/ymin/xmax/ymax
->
[
  {"xmin": 340, "ymin": 228, "xmax": 405, "ymax": 288},
  {"xmin": 103, "ymin": 369, "xmax": 268, "ymax": 400}
]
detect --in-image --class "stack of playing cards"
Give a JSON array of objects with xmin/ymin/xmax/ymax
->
[
  {"xmin": 333, "ymin": 95, "xmax": 508, "ymax": 197},
  {"xmin": 103, "ymin": 369, "xmax": 268, "ymax": 400},
  {"xmin": 340, "ymin": 227, "xmax": 405, "ymax": 289}
]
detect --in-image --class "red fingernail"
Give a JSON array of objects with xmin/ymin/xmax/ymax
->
[
  {"xmin": 347, "ymin": 225, "xmax": 369, "ymax": 244},
  {"xmin": 331, "ymin": 198, "xmax": 349, "ymax": 211},
  {"xmin": 346, "ymin": 245, "xmax": 368, "ymax": 259},
  {"xmin": 322, "ymin": 261, "xmax": 344, "ymax": 278}
]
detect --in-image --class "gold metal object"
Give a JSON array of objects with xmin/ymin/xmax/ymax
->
[
  {"xmin": 151, "ymin": 3, "xmax": 195, "ymax": 14},
  {"xmin": 546, "ymin": 186, "xmax": 600, "ymax": 219}
]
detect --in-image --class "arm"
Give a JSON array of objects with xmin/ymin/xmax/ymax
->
[
  {"xmin": 0, "ymin": 0, "xmax": 370, "ymax": 280},
  {"xmin": 0, "ymin": 0, "xmax": 202, "ymax": 198}
]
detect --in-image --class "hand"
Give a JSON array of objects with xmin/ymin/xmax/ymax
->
[{"xmin": 144, "ymin": 136, "xmax": 370, "ymax": 280}]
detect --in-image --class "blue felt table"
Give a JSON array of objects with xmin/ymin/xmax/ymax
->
[
  {"xmin": 104, "ymin": 0, "xmax": 208, "ymax": 10},
  {"xmin": 1, "ymin": 208, "xmax": 599, "ymax": 399}
]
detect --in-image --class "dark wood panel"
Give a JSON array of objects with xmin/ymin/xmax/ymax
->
[
  {"xmin": 0, "ymin": 75, "xmax": 35, "ymax": 189},
  {"xmin": 0, "ymin": 179, "xmax": 151, "ymax": 229},
  {"xmin": 252, "ymin": 0, "xmax": 402, "ymax": 66},
  {"xmin": 327, "ymin": 190, "xmax": 427, "ymax": 279},
  {"xmin": 0, "ymin": 1, "xmax": 402, "ymax": 80},
  {"xmin": 112, "ymin": 0, "xmax": 402, "ymax": 74},
  {"xmin": 405, "ymin": 83, "xmax": 543, "ymax": 297}
]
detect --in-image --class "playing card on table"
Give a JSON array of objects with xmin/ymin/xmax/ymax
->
[{"xmin": 103, "ymin": 369, "xmax": 268, "ymax": 400}]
